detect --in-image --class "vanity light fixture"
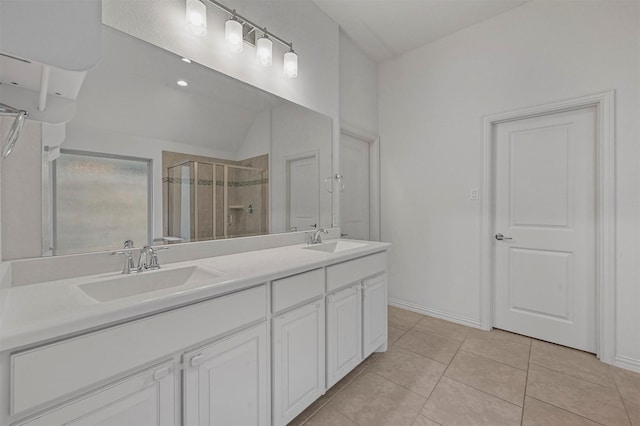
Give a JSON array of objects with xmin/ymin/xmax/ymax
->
[
  {"xmin": 186, "ymin": 0, "xmax": 207, "ymax": 36},
  {"xmin": 177, "ymin": 80, "xmax": 189, "ymax": 87},
  {"xmin": 225, "ymin": 14, "xmax": 244, "ymax": 53},
  {"xmin": 256, "ymin": 31, "xmax": 273, "ymax": 67},
  {"xmin": 181, "ymin": 57, "xmax": 192, "ymax": 63},
  {"xmin": 283, "ymin": 47, "xmax": 298, "ymax": 78},
  {"xmin": 185, "ymin": 0, "xmax": 298, "ymax": 78}
]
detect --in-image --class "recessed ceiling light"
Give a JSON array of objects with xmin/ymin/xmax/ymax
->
[
  {"xmin": 177, "ymin": 80, "xmax": 188, "ymax": 87},
  {"xmin": 181, "ymin": 58, "xmax": 192, "ymax": 63}
]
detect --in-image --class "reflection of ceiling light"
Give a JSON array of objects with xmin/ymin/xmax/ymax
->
[
  {"xmin": 186, "ymin": 0, "xmax": 207, "ymax": 36},
  {"xmin": 256, "ymin": 33, "xmax": 272, "ymax": 67},
  {"xmin": 182, "ymin": 58, "xmax": 192, "ymax": 63},
  {"xmin": 185, "ymin": 0, "xmax": 298, "ymax": 78},
  {"xmin": 177, "ymin": 80, "xmax": 189, "ymax": 87}
]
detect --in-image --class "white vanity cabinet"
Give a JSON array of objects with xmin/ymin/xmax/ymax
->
[
  {"xmin": 271, "ymin": 268, "xmax": 326, "ymax": 426},
  {"xmin": 15, "ymin": 361, "xmax": 177, "ymax": 426},
  {"xmin": 183, "ymin": 322, "xmax": 268, "ymax": 426},
  {"xmin": 325, "ymin": 253, "xmax": 388, "ymax": 386},
  {"xmin": 7, "ymin": 285, "xmax": 267, "ymax": 426},
  {"xmin": 326, "ymin": 283, "xmax": 362, "ymax": 387},
  {"xmin": 362, "ymin": 274, "xmax": 388, "ymax": 358}
]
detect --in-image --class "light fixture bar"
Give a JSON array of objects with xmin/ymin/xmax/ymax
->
[{"xmin": 204, "ymin": 0, "xmax": 293, "ymax": 51}]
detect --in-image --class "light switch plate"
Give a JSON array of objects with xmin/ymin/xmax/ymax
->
[{"xmin": 470, "ymin": 188, "xmax": 479, "ymax": 200}]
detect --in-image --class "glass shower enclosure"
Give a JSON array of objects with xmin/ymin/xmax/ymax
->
[{"xmin": 167, "ymin": 161, "xmax": 267, "ymax": 241}]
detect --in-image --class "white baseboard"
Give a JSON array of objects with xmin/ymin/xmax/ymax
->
[
  {"xmin": 388, "ymin": 298, "xmax": 481, "ymax": 329},
  {"xmin": 613, "ymin": 355, "xmax": 640, "ymax": 373}
]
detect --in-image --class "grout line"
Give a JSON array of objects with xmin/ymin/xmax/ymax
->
[
  {"xmin": 527, "ymin": 359, "xmax": 617, "ymax": 390},
  {"xmin": 525, "ymin": 396, "xmax": 608, "ymax": 426},
  {"xmin": 443, "ymin": 375, "xmax": 523, "ymax": 409},
  {"xmin": 520, "ymin": 339, "xmax": 532, "ymax": 425},
  {"xmin": 610, "ymin": 369, "xmax": 635, "ymax": 426}
]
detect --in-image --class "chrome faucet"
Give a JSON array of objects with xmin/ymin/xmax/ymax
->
[
  {"xmin": 112, "ymin": 241, "xmax": 167, "ymax": 274},
  {"xmin": 307, "ymin": 228, "xmax": 329, "ymax": 245}
]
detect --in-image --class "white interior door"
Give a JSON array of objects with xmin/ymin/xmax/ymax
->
[
  {"xmin": 340, "ymin": 133, "xmax": 370, "ymax": 240},
  {"xmin": 287, "ymin": 155, "xmax": 319, "ymax": 231},
  {"xmin": 493, "ymin": 107, "xmax": 596, "ymax": 353}
]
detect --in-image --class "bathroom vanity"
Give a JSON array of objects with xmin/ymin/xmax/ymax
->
[{"xmin": 0, "ymin": 239, "xmax": 389, "ymax": 426}]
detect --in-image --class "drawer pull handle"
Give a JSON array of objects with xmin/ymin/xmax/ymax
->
[
  {"xmin": 191, "ymin": 354, "xmax": 204, "ymax": 367},
  {"xmin": 153, "ymin": 366, "xmax": 170, "ymax": 381}
]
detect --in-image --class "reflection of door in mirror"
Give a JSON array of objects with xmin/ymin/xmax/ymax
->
[
  {"xmin": 164, "ymin": 152, "xmax": 268, "ymax": 241},
  {"xmin": 287, "ymin": 154, "xmax": 319, "ymax": 232},
  {"xmin": 339, "ymin": 133, "xmax": 371, "ymax": 240}
]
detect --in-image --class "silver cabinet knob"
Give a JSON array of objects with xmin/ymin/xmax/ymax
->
[{"xmin": 495, "ymin": 233, "xmax": 513, "ymax": 241}]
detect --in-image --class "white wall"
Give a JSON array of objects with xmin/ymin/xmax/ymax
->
[
  {"xmin": 339, "ymin": 30, "xmax": 378, "ymax": 135},
  {"xmin": 380, "ymin": 0, "xmax": 640, "ymax": 368}
]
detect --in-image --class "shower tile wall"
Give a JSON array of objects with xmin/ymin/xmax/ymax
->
[{"xmin": 163, "ymin": 151, "xmax": 269, "ymax": 241}]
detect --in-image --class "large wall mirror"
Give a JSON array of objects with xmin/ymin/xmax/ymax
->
[{"xmin": 0, "ymin": 26, "xmax": 333, "ymax": 259}]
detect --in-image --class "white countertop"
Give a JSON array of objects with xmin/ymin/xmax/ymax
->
[{"xmin": 0, "ymin": 239, "xmax": 389, "ymax": 352}]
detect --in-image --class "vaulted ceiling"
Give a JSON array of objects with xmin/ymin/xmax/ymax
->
[{"xmin": 312, "ymin": 0, "xmax": 528, "ymax": 62}]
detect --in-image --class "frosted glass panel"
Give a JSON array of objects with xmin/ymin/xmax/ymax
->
[{"xmin": 54, "ymin": 152, "xmax": 149, "ymax": 255}]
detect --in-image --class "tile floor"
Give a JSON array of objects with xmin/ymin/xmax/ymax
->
[{"xmin": 289, "ymin": 306, "xmax": 640, "ymax": 426}]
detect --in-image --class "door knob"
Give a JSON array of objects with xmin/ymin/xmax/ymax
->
[{"xmin": 495, "ymin": 233, "xmax": 513, "ymax": 241}]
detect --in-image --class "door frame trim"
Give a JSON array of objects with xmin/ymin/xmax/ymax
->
[
  {"xmin": 480, "ymin": 90, "xmax": 615, "ymax": 362},
  {"xmin": 339, "ymin": 122, "xmax": 381, "ymax": 241}
]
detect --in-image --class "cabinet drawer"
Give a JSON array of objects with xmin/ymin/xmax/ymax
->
[
  {"xmin": 326, "ymin": 252, "xmax": 387, "ymax": 292},
  {"xmin": 272, "ymin": 269, "xmax": 324, "ymax": 313},
  {"xmin": 11, "ymin": 285, "xmax": 267, "ymax": 416}
]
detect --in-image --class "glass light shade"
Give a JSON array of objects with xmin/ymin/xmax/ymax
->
[
  {"xmin": 283, "ymin": 51, "xmax": 298, "ymax": 78},
  {"xmin": 225, "ymin": 19, "xmax": 244, "ymax": 53},
  {"xmin": 256, "ymin": 36, "xmax": 273, "ymax": 67},
  {"xmin": 186, "ymin": 0, "xmax": 207, "ymax": 36}
]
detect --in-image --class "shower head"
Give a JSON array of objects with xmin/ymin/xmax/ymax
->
[{"xmin": 0, "ymin": 103, "xmax": 29, "ymax": 159}]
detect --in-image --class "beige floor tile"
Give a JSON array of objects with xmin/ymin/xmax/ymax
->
[
  {"xmin": 422, "ymin": 377, "xmax": 522, "ymax": 426},
  {"xmin": 444, "ymin": 350, "xmax": 527, "ymax": 406},
  {"xmin": 522, "ymin": 396, "xmax": 600, "ymax": 426},
  {"xmin": 461, "ymin": 332, "xmax": 530, "ymax": 370},
  {"xmin": 388, "ymin": 305, "xmax": 423, "ymax": 330},
  {"xmin": 413, "ymin": 315, "xmax": 471, "ymax": 342},
  {"xmin": 412, "ymin": 415, "xmax": 442, "ymax": 426},
  {"xmin": 530, "ymin": 339, "xmax": 616, "ymax": 388},
  {"xmin": 287, "ymin": 412, "xmax": 308, "ymax": 426},
  {"xmin": 396, "ymin": 328, "xmax": 461, "ymax": 364},
  {"xmin": 624, "ymin": 399, "xmax": 640, "ymax": 426},
  {"xmin": 304, "ymin": 408, "xmax": 358, "ymax": 426},
  {"xmin": 389, "ymin": 325, "xmax": 406, "ymax": 345},
  {"xmin": 328, "ymin": 372, "xmax": 426, "ymax": 426},
  {"xmin": 368, "ymin": 346, "xmax": 447, "ymax": 397},
  {"xmin": 527, "ymin": 363, "xmax": 630, "ymax": 426},
  {"xmin": 612, "ymin": 366, "xmax": 640, "ymax": 407},
  {"xmin": 467, "ymin": 328, "xmax": 532, "ymax": 346}
]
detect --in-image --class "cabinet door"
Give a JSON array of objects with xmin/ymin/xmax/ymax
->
[
  {"xmin": 16, "ymin": 362, "xmax": 176, "ymax": 426},
  {"xmin": 326, "ymin": 284, "xmax": 362, "ymax": 388},
  {"xmin": 272, "ymin": 301, "xmax": 325, "ymax": 426},
  {"xmin": 183, "ymin": 323, "xmax": 268, "ymax": 426},
  {"xmin": 363, "ymin": 274, "xmax": 388, "ymax": 358}
]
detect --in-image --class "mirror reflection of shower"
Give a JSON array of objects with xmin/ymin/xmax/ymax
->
[
  {"xmin": 0, "ymin": 103, "xmax": 29, "ymax": 159},
  {"xmin": 167, "ymin": 160, "xmax": 268, "ymax": 241}
]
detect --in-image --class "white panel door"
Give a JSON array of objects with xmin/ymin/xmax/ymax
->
[
  {"xmin": 183, "ymin": 323, "xmax": 268, "ymax": 426},
  {"xmin": 494, "ymin": 107, "xmax": 596, "ymax": 352},
  {"xmin": 326, "ymin": 284, "xmax": 362, "ymax": 387},
  {"xmin": 288, "ymin": 155, "xmax": 319, "ymax": 231},
  {"xmin": 340, "ymin": 133, "xmax": 370, "ymax": 240},
  {"xmin": 272, "ymin": 301, "xmax": 325, "ymax": 426},
  {"xmin": 363, "ymin": 274, "xmax": 388, "ymax": 358},
  {"xmin": 17, "ymin": 362, "xmax": 176, "ymax": 426}
]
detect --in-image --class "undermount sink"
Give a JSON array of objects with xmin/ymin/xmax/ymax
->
[
  {"xmin": 79, "ymin": 265, "xmax": 222, "ymax": 302},
  {"xmin": 303, "ymin": 240, "xmax": 369, "ymax": 253}
]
